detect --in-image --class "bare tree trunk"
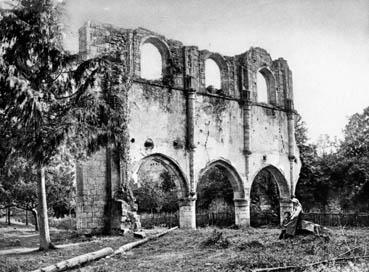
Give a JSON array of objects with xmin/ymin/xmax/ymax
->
[
  {"xmin": 32, "ymin": 208, "xmax": 39, "ymax": 231},
  {"xmin": 37, "ymin": 166, "xmax": 53, "ymax": 250}
]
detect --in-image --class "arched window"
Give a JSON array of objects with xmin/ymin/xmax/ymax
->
[
  {"xmin": 257, "ymin": 70, "xmax": 268, "ymax": 103},
  {"xmin": 205, "ymin": 58, "xmax": 221, "ymax": 90},
  {"xmin": 141, "ymin": 43, "xmax": 162, "ymax": 80}
]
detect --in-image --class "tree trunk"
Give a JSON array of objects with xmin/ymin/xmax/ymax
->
[
  {"xmin": 30, "ymin": 247, "xmax": 114, "ymax": 272},
  {"xmin": 7, "ymin": 206, "xmax": 11, "ymax": 225},
  {"xmin": 37, "ymin": 166, "xmax": 53, "ymax": 250},
  {"xmin": 26, "ymin": 209, "xmax": 28, "ymax": 226},
  {"xmin": 32, "ymin": 208, "xmax": 39, "ymax": 231}
]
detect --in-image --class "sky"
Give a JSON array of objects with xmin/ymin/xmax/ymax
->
[{"xmin": 64, "ymin": 0, "xmax": 369, "ymax": 142}]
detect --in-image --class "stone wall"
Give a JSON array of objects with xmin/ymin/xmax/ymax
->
[
  {"xmin": 76, "ymin": 150, "xmax": 107, "ymax": 233},
  {"xmin": 76, "ymin": 20, "xmax": 301, "ymax": 233}
]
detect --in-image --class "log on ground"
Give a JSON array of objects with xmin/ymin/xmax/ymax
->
[
  {"xmin": 113, "ymin": 226, "xmax": 178, "ymax": 255},
  {"xmin": 30, "ymin": 247, "xmax": 114, "ymax": 272}
]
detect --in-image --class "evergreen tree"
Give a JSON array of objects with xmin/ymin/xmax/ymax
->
[{"xmin": 0, "ymin": 0, "xmax": 129, "ymax": 249}]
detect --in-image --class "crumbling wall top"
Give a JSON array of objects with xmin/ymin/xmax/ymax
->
[{"xmin": 79, "ymin": 21, "xmax": 294, "ymax": 109}]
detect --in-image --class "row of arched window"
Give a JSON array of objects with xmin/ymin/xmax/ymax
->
[{"xmin": 140, "ymin": 41, "xmax": 270, "ymax": 103}]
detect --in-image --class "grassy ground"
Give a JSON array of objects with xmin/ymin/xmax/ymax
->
[
  {"xmin": 0, "ymin": 220, "xmax": 91, "ymax": 250},
  {"xmin": 0, "ymin": 219, "xmax": 140, "ymax": 271},
  {"xmin": 71, "ymin": 227, "xmax": 368, "ymax": 272},
  {"xmin": 1, "ymin": 225, "xmax": 368, "ymax": 272}
]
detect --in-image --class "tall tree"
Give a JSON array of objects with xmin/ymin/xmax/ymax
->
[
  {"xmin": 295, "ymin": 117, "xmax": 332, "ymax": 211},
  {"xmin": 296, "ymin": 109, "xmax": 369, "ymax": 212},
  {"xmin": 339, "ymin": 107, "xmax": 369, "ymax": 210},
  {"xmin": 0, "ymin": 0, "xmax": 129, "ymax": 249}
]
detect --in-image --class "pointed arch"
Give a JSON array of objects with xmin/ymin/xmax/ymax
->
[
  {"xmin": 132, "ymin": 153, "xmax": 189, "ymax": 199},
  {"xmin": 250, "ymin": 165, "xmax": 290, "ymax": 201},
  {"xmin": 198, "ymin": 159, "xmax": 245, "ymax": 199}
]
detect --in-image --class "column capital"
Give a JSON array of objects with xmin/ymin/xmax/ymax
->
[
  {"xmin": 233, "ymin": 198, "xmax": 248, "ymax": 207},
  {"xmin": 279, "ymin": 197, "xmax": 292, "ymax": 204},
  {"xmin": 179, "ymin": 196, "xmax": 196, "ymax": 206},
  {"xmin": 187, "ymin": 88, "xmax": 196, "ymax": 95}
]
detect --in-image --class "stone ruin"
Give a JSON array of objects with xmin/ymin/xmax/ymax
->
[{"xmin": 75, "ymin": 21, "xmax": 301, "ymax": 234}]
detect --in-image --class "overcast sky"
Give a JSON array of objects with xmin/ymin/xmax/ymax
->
[{"xmin": 64, "ymin": 0, "xmax": 369, "ymax": 142}]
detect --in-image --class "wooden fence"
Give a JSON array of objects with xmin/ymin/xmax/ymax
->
[
  {"xmin": 139, "ymin": 211, "xmax": 369, "ymax": 228},
  {"xmin": 303, "ymin": 212, "xmax": 369, "ymax": 227},
  {"xmin": 139, "ymin": 211, "xmax": 235, "ymax": 228},
  {"xmin": 196, "ymin": 211, "xmax": 235, "ymax": 227},
  {"xmin": 140, "ymin": 212, "xmax": 179, "ymax": 228}
]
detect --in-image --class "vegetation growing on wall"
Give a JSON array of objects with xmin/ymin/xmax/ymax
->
[{"xmin": 142, "ymin": 84, "xmax": 175, "ymax": 113}]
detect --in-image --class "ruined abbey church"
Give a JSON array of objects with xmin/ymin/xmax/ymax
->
[{"xmin": 76, "ymin": 21, "xmax": 301, "ymax": 233}]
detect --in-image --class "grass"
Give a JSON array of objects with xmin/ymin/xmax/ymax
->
[
  {"xmin": 0, "ymin": 220, "xmax": 101, "ymax": 250},
  {"xmin": 1, "ymin": 225, "xmax": 368, "ymax": 272},
  {"xmin": 77, "ymin": 227, "xmax": 369, "ymax": 272}
]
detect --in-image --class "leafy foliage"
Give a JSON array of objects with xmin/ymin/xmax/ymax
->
[
  {"xmin": 296, "ymin": 108, "xmax": 369, "ymax": 212},
  {"xmin": 250, "ymin": 169, "xmax": 280, "ymax": 226},
  {"xmin": 133, "ymin": 169, "xmax": 179, "ymax": 213},
  {"xmin": 0, "ymin": 0, "xmax": 132, "ymax": 243},
  {"xmin": 0, "ymin": 0, "xmax": 130, "ymax": 168},
  {"xmin": 196, "ymin": 167, "xmax": 234, "ymax": 211},
  {"xmin": 0, "ymin": 153, "xmax": 75, "ymax": 216}
]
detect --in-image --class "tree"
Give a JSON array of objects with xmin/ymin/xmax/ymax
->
[
  {"xmin": 0, "ymin": 153, "xmax": 75, "ymax": 230},
  {"xmin": 338, "ymin": 107, "xmax": 369, "ymax": 210},
  {"xmin": 196, "ymin": 167, "xmax": 234, "ymax": 211},
  {"xmin": 133, "ymin": 171, "xmax": 179, "ymax": 213},
  {"xmin": 159, "ymin": 172, "xmax": 178, "ymax": 213},
  {"xmin": 0, "ymin": 0, "xmax": 130, "ymax": 250},
  {"xmin": 295, "ymin": 117, "xmax": 333, "ymax": 211},
  {"xmin": 46, "ymin": 151, "xmax": 76, "ymax": 218},
  {"xmin": 296, "ymin": 109, "xmax": 369, "ymax": 212}
]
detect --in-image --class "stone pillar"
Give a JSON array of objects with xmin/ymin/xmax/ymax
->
[
  {"xmin": 183, "ymin": 46, "xmax": 199, "ymax": 196},
  {"xmin": 234, "ymin": 199, "xmax": 249, "ymax": 227},
  {"xmin": 286, "ymin": 99, "xmax": 295, "ymax": 196},
  {"xmin": 186, "ymin": 87, "xmax": 196, "ymax": 194},
  {"xmin": 179, "ymin": 197, "xmax": 196, "ymax": 229},
  {"xmin": 242, "ymin": 92, "xmax": 252, "ymax": 178},
  {"xmin": 279, "ymin": 198, "xmax": 292, "ymax": 225}
]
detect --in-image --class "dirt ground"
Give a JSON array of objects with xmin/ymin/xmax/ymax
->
[{"xmin": 1, "ymin": 222, "xmax": 368, "ymax": 272}]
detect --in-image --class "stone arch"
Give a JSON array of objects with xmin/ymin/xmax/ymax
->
[
  {"xmin": 250, "ymin": 165, "xmax": 290, "ymax": 200},
  {"xmin": 196, "ymin": 159, "xmax": 246, "ymax": 227},
  {"xmin": 198, "ymin": 159, "xmax": 245, "ymax": 200},
  {"xmin": 202, "ymin": 51, "xmax": 229, "ymax": 94},
  {"xmin": 250, "ymin": 165, "xmax": 291, "ymax": 226},
  {"xmin": 139, "ymin": 36, "xmax": 171, "ymax": 79},
  {"xmin": 257, "ymin": 67, "xmax": 277, "ymax": 105},
  {"xmin": 132, "ymin": 153, "xmax": 189, "ymax": 200}
]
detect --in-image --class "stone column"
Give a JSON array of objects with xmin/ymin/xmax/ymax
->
[
  {"xmin": 234, "ymin": 199, "xmax": 249, "ymax": 227},
  {"xmin": 286, "ymin": 99, "xmax": 295, "ymax": 196},
  {"xmin": 186, "ymin": 87, "xmax": 196, "ymax": 194},
  {"xmin": 279, "ymin": 198, "xmax": 292, "ymax": 225},
  {"xmin": 179, "ymin": 197, "xmax": 196, "ymax": 229},
  {"xmin": 183, "ymin": 46, "xmax": 199, "ymax": 196}
]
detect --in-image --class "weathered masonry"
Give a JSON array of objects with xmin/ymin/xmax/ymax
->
[{"xmin": 76, "ymin": 21, "xmax": 301, "ymax": 233}]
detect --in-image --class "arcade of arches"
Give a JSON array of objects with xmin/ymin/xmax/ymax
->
[{"xmin": 75, "ymin": 21, "xmax": 301, "ymax": 233}]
